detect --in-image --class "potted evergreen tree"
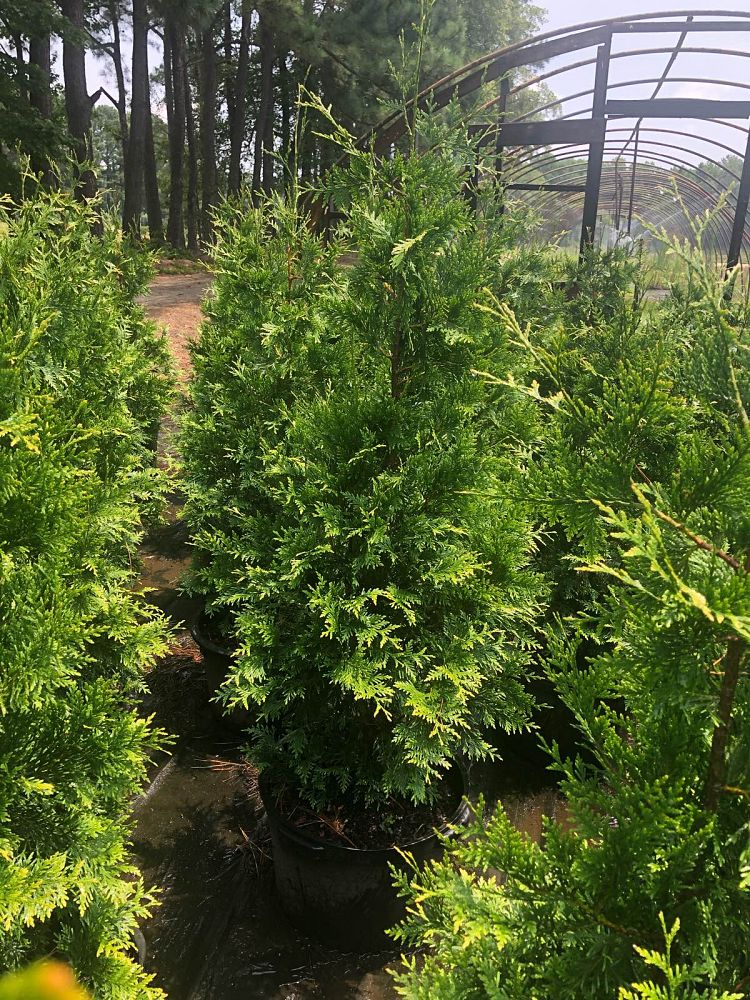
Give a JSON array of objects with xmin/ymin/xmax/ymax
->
[
  {"xmin": 183, "ymin": 129, "xmax": 544, "ymax": 946},
  {"xmin": 392, "ymin": 243, "xmax": 750, "ymax": 996}
]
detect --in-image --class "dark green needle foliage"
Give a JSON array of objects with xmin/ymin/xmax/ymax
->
[
  {"xmin": 183, "ymin": 127, "xmax": 544, "ymax": 811},
  {"xmin": 0, "ymin": 190, "xmax": 170, "ymax": 998},
  {"xmin": 391, "ymin": 249, "xmax": 750, "ymax": 999}
]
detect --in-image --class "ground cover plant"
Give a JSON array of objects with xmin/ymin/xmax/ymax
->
[
  {"xmin": 0, "ymin": 190, "xmax": 170, "ymax": 997},
  {"xmin": 391, "ymin": 242, "xmax": 750, "ymax": 997},
  {"xmin": 182, "ymin": 121, "xmax": 545, "ymax": 825}
]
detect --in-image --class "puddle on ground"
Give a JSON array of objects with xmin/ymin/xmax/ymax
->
[{"xmin": 132, "ymin": 732, "xmax": 401, "ymax": 999}]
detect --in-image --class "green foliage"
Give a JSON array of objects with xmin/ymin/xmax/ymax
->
[
  {"xmin": 183, "ymin": 129, "xmax": 544, "ymax": 810},
  {"xmin": 0, "ymin": 2, "xmax": 66, "ymax": 195},
  {"xmin": 182, "ymin": 189, "xmax": 344, "ymax": 610},
  {"xmin": 0, "ymin": 190, "xmax": 170, "ymax": 997},
  {"xmin": 391, "ymin": 240, "xmax": 750, "ymax": 999},
  {"xmin": 618, "ymin": 916, "xmax": 743, "ymax": 1000}
]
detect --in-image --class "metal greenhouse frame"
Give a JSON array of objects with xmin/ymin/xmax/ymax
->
[{"xmin": 365, "ymin": 11, "xmax": 750, "ymax": 269}]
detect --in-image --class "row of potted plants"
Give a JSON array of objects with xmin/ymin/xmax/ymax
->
[{"xmin": 182, "ymin": 118, "xmax": 750, "ymax": 992}]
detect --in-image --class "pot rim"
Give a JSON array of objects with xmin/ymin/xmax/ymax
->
[
  {"xmin": 191, "ymin": 609, "xmax": 237, "ymax": 660},
  {"xmin": 260, "ymin": 762, "xmax": 470, "ymax": 859}
]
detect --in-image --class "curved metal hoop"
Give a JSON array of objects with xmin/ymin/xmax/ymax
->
[{"xmin": 366, "ymin": 10, "xmax": 750, "ymax": 270}]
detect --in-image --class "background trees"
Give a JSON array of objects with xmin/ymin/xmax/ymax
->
[{"xmin": 0, "ymin": 0, "xmax": 544, "ymax": 247}]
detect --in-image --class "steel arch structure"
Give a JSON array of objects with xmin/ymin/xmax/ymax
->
[{"xmin": 365, "ymin": 11, "xmax": 750, "ymax": 270}]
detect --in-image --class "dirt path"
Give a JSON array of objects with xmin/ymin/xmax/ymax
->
[
  {"xmin": 135, "ymin": 272, "xmax": 210, "ymax": 627},
  {"xmin": 140, "ymin": 271, "xmax": 212, "ymax": 384}
]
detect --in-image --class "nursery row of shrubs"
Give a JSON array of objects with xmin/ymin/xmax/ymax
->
[
  {"xmin": 183, "ymin": 117, "xmax": 750, "ymax": 997},
  {"xmin": 3, "ymin": 116, "xmax": 749, "ymax": 998},
  {"xmin": 0, "ymin": 192, "xmax": 171, "ymax": 998}
]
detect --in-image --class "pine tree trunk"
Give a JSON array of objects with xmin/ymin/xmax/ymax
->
[
  {"xmin": 107, "ymin": 0, "xmax": 129, "ymax": 164},
  {"xmin": 28, "ymin": 32, "xmax": 54, "ymax": 183},
  {"xmin": 144, "ymin": 69, "xmax": 164, "ymax": 242},
  {"xmin": 252, "ymin": 7, "xmax": 275, "ymax": 197},
  {"xmin": 60, "ymin": 0, "xmax": 98, "ymax": 202},
  {"xmin": 223, "ymin": 1, "xmax": 235, "ymax": 131},
  {"xmin": 199, "ymin": 22, "xmax": 218, "ymax": 242},
  {"xmin": 227, "ymin": 0, "xmax": 251, "ymax": 195},
  {"xmin": 166, "ymin": 19, "xmax": 186, "ymax": 249},
  {"xmin": 13, "ymin": 34, "xmax": 27, "ymax": 104},
  {"xmin": 262, "ymin": 57, "xmax": 275, "ymax": 193},
  {"xmin": 184, "ymin": 54, "xmax": 200, "ymax": 253},
  {"xmin": 164, "ymin": 24, "xmax": 174, "ymax": 127},
  {"xmin": 279, "ymin": 54, "xmax": 292, "ymax": 187},
  {"xmin": 122, "ymin": 0, "xmax": 148, "ymax": 235}
]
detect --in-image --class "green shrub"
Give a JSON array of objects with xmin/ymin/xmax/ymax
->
[
  {"xmin": 488, "ymin": 236, "xmax": 745, "ymax": 621},
  {"xmin": 0, "ymin": 190, "xmax": 169, "ymax": 997},
  {"xmin": 183, "ymin": 140, "xmax": 544, "ymax": 811},
  {"xmin": 182, "ymin": 191, "xmax": 343, "ymax": 614},
  {"xmin": 391, "ymin": 254, "xmax": 750, "ymax": 999}
]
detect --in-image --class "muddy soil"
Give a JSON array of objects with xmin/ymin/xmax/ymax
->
[{"xmin": 132, "ymin": 273, "xmax": 564, "ymax": 1000}]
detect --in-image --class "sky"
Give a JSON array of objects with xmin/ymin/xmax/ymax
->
[{"xmin": 535, "ymin": 1, "xmax": 750, "ymax": 166}]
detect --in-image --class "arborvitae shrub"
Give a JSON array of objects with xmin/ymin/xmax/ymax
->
[
  {"xmin": 184, "ymin": 140, "xmax": 544, "ymax": 811},
  {"xmin": 0, "ymin": 191, "xmax": 169, "ymax": 998},
  {"xmin": 392, "ymin": 254, "xmax": 750, "ymax": 999},
  {"xmin": 501, "ymin": 240, "xmax": 739, "ymax": 617},
  {"xmin": 181, "ymin": 192, "xmax": 343, "ymax": 614}
]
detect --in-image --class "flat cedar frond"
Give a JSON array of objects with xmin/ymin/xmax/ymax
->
[{"xmin": 182, "ymin": 141, "xmax": 543, "ymax": 811}]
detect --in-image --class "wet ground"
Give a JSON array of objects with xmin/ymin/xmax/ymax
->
[{"xmin": 132, "ymin": 273, "xmax": 564, "ymax": 1000}]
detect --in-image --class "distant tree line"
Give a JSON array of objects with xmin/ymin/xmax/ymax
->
[{"xmin": 0, "ymin": 0, "xmax": 544, "ymax": 250}]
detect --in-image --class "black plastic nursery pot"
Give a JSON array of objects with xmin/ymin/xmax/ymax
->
[
  {"xmin": 191, "ymin": 611, "xmax": 252, "ymax": 731},
  {"xmin": 260, "ymin": 764, "xmax": 471, "ymax": 952}
]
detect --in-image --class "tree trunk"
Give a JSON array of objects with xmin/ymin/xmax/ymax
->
[
  {"xmin": 183, "ymin": 54, "xmax": 200, "ymax": 253},
  {"xmin": 252, "ymin": 7, "xmax": 275, "ymax": 197},
  {"xmin": 279, "ymin": 53, "xmax": 292, "ymax": 188},
  {"xmin": 199, "ymin": 21, "xmax": 218, "ymax": 242},
  {"xmin": 107, "ymin": 1, "xmax": 129, "ymax": 163},
  {"xmin": 28, "ymin": 32, "xmax": 53, "ymax": 183},
  {"xmin": 122, "ymin": 0, "xmax": 148, "ymax": 235},
  {"xmin": 60, "ymin": 0, "xmax": 98, "ymax": 202},
  {"xmin": 13, "ymin": 34, "xmax": 27, "ymax": 104},
  {"xmin": 165, "ymin": 19, "xmax": 185, "ymax": 248},
  {"xmin": 164, "ymin": 22, "xmax": 174, "ymax": 126},
  {"xmin": 144, "ymin": 76, "xmax": 164, "ymax": 243},
  {"xmin": 223, "ymin": 1, "xmax": 235, "ymax": 132},
  {"xmin": 227, "ymin": 0, "xmax": 251, "ymax": 195}
]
